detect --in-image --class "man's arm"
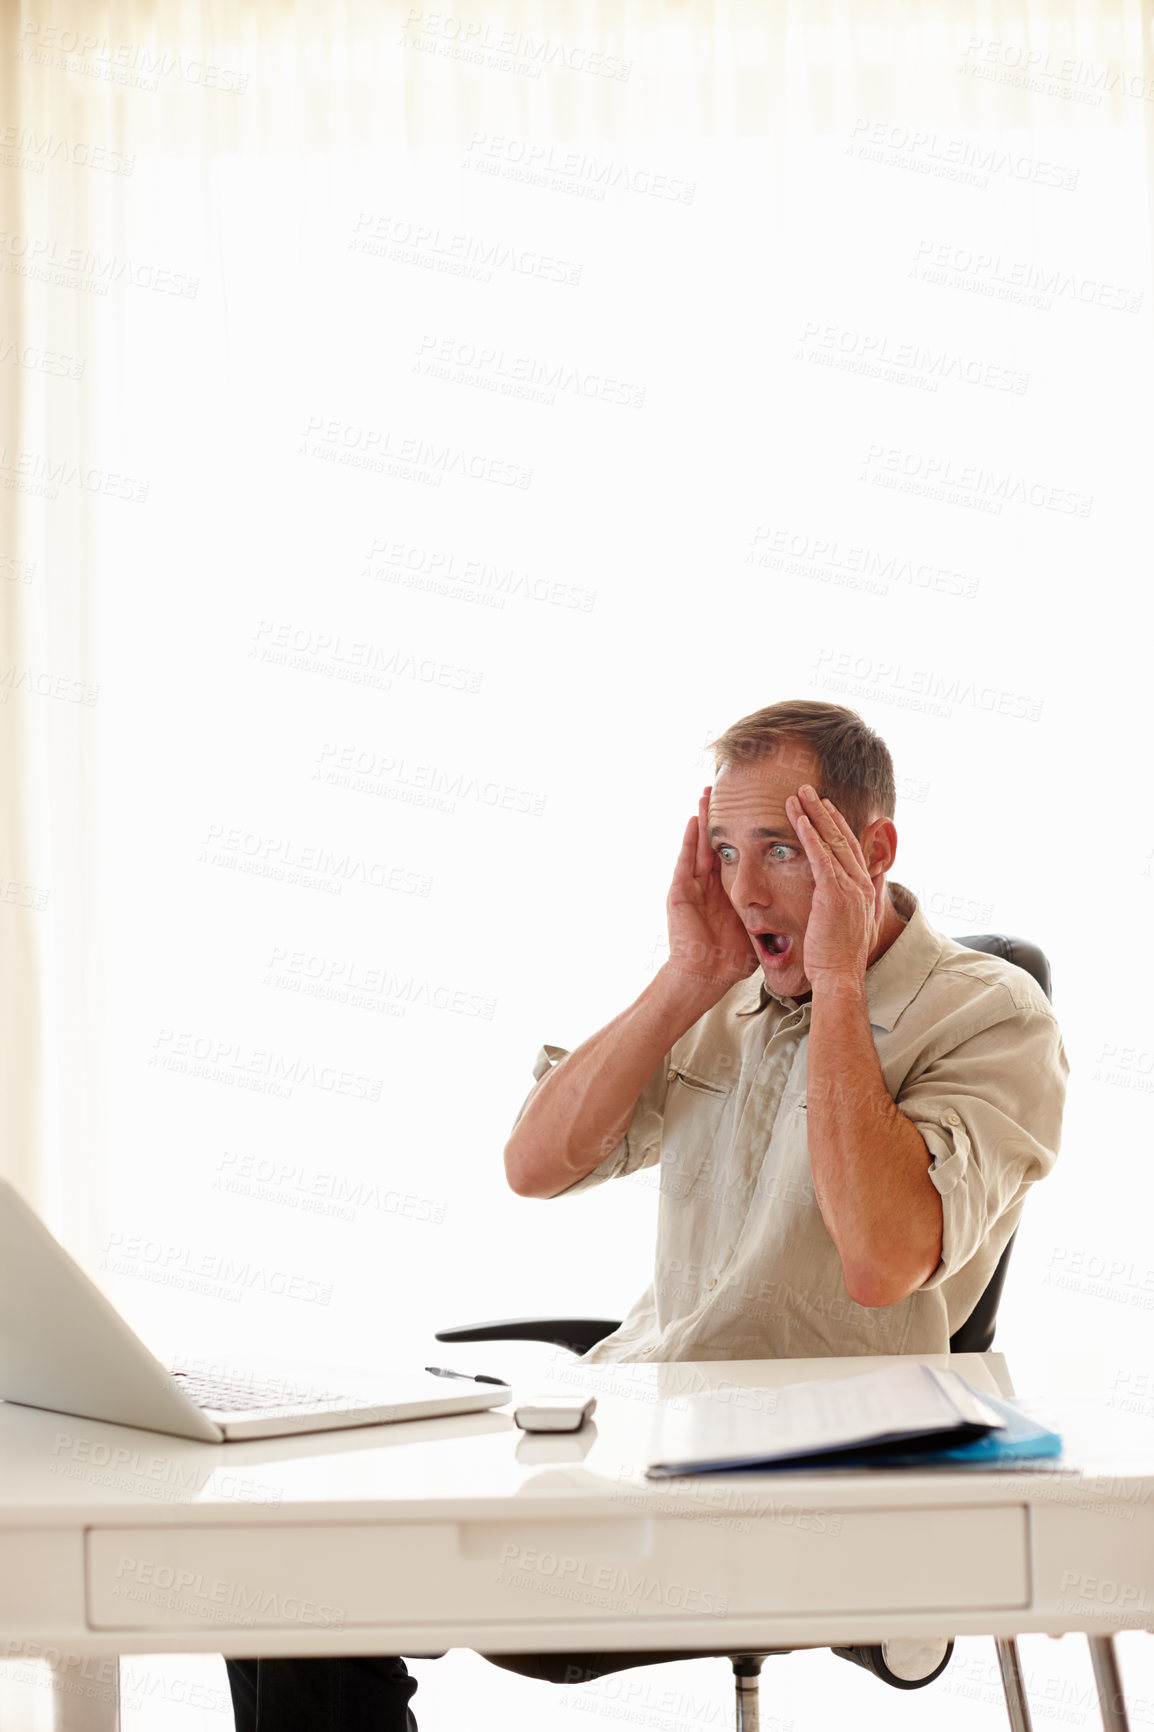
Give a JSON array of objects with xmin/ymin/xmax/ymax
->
[
  {"xmin": 806, "ymin": 981, "xmax": 942, "ymax": 1306},
  {"xmin": 504, "ymin": 967, "xmax": 717, "ymax": 1198},
  {"xmin": 787, "ymin": 784, "xmax": 942, "ymax": 1307},
  {"xmin": 505, "ymin": 787, "xmax": 759, "ymax": 1199}
]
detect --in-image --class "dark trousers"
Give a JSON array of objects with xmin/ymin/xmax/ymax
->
[{"xmin": 226, "ymin": 1656, "xmax": 419, "ymax": 1731}]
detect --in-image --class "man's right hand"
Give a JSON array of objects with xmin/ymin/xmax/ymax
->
[
  {"xmin": 506, "ymin": 787, "xmax": 757, "ymax": 1199},
  {"xmin": 664, "ymin": 786, "xmax": 759, "ymax": 1000}
]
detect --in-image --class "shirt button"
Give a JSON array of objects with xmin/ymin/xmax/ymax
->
[
  {"xmin": 946, "ymin": 1111, "xmax": 962, "ymax": 1126},
  {"xmin": 666, "ymin": 1068, "xmax": 677, "ymax": 1081},
  {"xmin": 706, "ymin": 1277, "xmax": 718, "ymax": 1291}
]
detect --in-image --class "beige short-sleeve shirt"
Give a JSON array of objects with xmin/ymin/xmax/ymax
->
[{"xmin": 525, "ymin": 885, "xmax": 1068, "ymax": 1364}]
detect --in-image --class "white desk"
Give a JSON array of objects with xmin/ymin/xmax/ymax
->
[{"xmin": 2, "ymin": 1351, "xmax": 1151, "ymax": 1730}]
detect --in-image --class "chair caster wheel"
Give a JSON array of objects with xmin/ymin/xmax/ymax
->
[{"xmin": 832, "ymin": 1639, "xmax": 954, "ymax": 1688}]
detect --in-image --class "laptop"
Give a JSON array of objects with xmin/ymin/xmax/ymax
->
[{"xmin": 0, "ymin": 1178, "xmax": 510, "ymax": 1441}]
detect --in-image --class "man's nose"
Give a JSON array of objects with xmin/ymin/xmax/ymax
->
[{"xmin": 729, "ymin": 855, "xmax": 771, "ymax": 911}]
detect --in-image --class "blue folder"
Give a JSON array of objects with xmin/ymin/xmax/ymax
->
[{"xmin": 887, "ymin": 1390, "xmax": 1062, "ymax": 1465}]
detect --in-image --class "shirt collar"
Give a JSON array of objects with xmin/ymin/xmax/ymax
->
[{"xmin": 733, "ymin": 882, "xmax": 944, "ymax": 1033}]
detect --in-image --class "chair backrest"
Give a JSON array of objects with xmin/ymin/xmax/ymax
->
[
  {"xmin": 953, "ymin": 933, "xmax": 1052, "ymax": 1001},
  {"xmin": 946, "ymin": 933, "xmax": 1052, "ymax": 1353}
]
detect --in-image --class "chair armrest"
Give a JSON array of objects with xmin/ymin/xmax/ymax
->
[{"xmin": 435, "ymin": 1317, "xmax": 622, "ymax": 1355}]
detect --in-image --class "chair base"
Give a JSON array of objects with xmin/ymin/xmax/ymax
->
[
  {"xmin": 485, "ymin": 1638, "xmax": 954, "ymax": 1732},
  {"xmin": 482, "ymin": 1647, "xmax": 791, "ymax": 1686}
]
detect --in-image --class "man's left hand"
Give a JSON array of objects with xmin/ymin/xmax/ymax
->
[{"xmin": 785, "ymin": 784, "xmax": 884, "ymax": 988}]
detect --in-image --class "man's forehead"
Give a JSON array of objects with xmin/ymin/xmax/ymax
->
[{"xmin": 707, "ymin": 754, "xmax": 818, "ymax": 834}]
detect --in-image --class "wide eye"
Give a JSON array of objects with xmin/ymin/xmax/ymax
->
[
  {"xmin": 769, "ymin": 844, "xmax": 794, "ymax": 862},
  {"xmin": 715, "ymin": 844, "xmax": 737, "ymax": 864}
]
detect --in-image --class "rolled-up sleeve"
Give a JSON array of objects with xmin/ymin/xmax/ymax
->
[
  {"xmin": 511, "ymin": 1044, "xmax": 671, "ymax": 1197},
  {"xmin": 897, "ymin": 1003, "xmax": 1068, "ymax": 1288}
]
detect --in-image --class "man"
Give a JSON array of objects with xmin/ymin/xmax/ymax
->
[
  {"xmin": 228, "ymin": 699, "xmax": 1067, "ymax": 1728},
  {"xmin": 506, "ymin": 698, "xmax": 1066, "ymax": 1359}
]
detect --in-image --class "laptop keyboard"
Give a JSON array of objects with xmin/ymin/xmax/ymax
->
[{"xmin": 170, "ymin": 1369, "xmax": 347, "ymax": 1413}]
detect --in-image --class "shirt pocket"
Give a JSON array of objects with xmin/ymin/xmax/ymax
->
[{"xmin": 659, "ymin": 1066, "xmax": 733, "ymax": 1202}]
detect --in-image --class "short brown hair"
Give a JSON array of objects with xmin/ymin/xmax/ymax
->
[{"xmin": 706, "ymin": 700, "xmax": 895, "ymax": 837}]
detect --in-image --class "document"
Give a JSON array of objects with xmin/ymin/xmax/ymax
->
[{"xmin": 646, "ymin": 1362, "xmax": 1036, "ymax": 1477}]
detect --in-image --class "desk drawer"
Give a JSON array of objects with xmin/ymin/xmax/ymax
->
[{"xmin": 86, "ymin": 1506, "xmax": 1028, "ymax": 1631}]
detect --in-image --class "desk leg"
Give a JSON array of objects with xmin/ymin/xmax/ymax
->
[
  {"xmin": 995, "ymin": 1637, "xmax": 1035, "ymax": 1732},
  {"xmin": 1088, "ymin": 1636, "xmax": 1130, "ymax": 1732},
  {"xmin": 45, "ymin": 1654, "xmax": 120, "ymax": 1731}
]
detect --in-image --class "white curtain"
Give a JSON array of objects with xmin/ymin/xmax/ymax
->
[
  {"xmin": 4, "ymin": 3, "xmax": 1154, "ymax": 1723},
  {"xmin": 6, "ymin": 0, "xmax": 1154, "ymax": 1366}
]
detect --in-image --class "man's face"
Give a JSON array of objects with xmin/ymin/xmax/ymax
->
[{"xmin": 706, "ymin": 746, "xmax": 827, "ymax": 999}]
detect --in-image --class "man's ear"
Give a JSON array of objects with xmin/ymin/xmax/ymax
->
[{"xmin": 861, "ymin": 817, "xmax": 897, "ymax": 878}]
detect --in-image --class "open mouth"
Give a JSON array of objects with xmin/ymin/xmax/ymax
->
[{"xmin": 754, "ymin": 931, "xmax": 793, "ymax": 961}]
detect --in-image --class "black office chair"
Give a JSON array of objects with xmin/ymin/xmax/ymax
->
[{"xmin": 434, "ymin": 934, "xmax": 1053, "ymax": 1730}]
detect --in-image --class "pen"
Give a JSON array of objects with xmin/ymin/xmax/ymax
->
[{"xmin": 425, "ymin": 1365, "xmax": 508, "ymax": 1386}]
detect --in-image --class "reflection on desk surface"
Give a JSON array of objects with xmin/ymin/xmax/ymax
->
[{"xmin": 2, "ymin": 1351, "xmax": 1152, "ymax": 1518}]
